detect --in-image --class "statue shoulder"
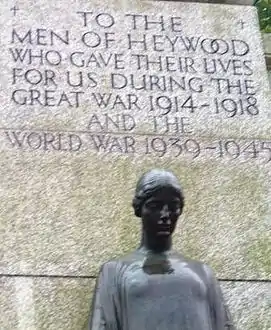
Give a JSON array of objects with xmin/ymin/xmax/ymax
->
[
  {"xmin": 189, "ymin": 260, "xmax": 213, "ymax": 280},
  {"xmin": 172, "ymin": 252, "xmax": 216, "ymax": 282},
  {"xmin": 197, "ymin": 263, "xmax": 221, "ymax": 288},
  {"xmin": 99, "ymin": 259, "xmax": 123, "ymax": 273},
  {"xmin": 171, "ymin": 251, "xmax": 208, "ymax": 268},
  {"xmin": 98, "ymin": 251, "xmax": 140, "ymax": 274}
]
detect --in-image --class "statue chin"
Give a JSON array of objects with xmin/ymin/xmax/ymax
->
[{"xmin": 156, "ymin": 231, "xmax": 171, "ymax": 236}]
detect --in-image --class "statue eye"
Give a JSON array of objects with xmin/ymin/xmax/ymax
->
[
  {"xmin": 147, "ymin": 201, "xmax": 159, "ymax": 209},
  {"xmin": 169, "ymin": 203, "xmax": 179, "ymax": 211},
  {"xmin": 145, "ymin": 200, "xmax": 161, "ymax": 209}
]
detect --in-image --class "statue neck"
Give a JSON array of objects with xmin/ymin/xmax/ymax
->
[{"xmin": 139, "ymin": 230, "xmax": 172, "ymax": 253}]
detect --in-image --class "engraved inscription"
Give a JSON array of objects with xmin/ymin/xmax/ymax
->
[{"xmin": 1, "ymin": 7, "xmax": 269, "ymax": 163}]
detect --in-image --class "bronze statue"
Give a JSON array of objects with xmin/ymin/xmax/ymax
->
[{"xmin": 89, "ymin": 169, "xmax": 235, "ymax": 330}]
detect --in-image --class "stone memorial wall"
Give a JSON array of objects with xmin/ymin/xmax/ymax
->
[{"xmin": 1, "ymin": 0, "xmax": 270, "ymax": 329}]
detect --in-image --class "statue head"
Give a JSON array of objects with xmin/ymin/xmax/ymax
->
[{"xmin": 132, "ymin": 169, "xmax": 184, "ymax": 239}]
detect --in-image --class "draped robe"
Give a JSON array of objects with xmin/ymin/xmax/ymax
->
[{"xmin": 89, "ymin": 250, "xmax": 235, "ymax": 330}]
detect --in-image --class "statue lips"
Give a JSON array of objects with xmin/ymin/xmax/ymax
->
[{"xmin": 157, "ymin": 225, "xmax": 171, "ymax": 236}]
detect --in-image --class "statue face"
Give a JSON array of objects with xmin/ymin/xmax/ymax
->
[{"xmin": 141, "ymin": 186, "xmax": 182, "ymax": 238}]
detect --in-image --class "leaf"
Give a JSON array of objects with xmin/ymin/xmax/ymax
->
[{"xmin": 255, "ymin": 0, "xmax": 271, "ymax": 32}]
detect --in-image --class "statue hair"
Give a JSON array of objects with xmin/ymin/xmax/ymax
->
[{"xmin": 132, "ymin": 169, "xmax": 184, "ymax": 217}]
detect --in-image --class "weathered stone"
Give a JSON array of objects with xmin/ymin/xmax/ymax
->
[
  {"xmin": 221, "ymin": 282, "xmax": 271, "ymax": 330},
  {"xmin": 1, "ymin": 0, "xmax": 270, "ymax": 279},
  {"xmin": 0, "ymin": 277, "xmax": 94, "ymax": 330},
  {"xmin": 0, "ymin": 2, "xmax": 270, "ymax": 329},
  {"xmin": 1, "ymin": 156, "xmax": 270, "ymax": 279}
]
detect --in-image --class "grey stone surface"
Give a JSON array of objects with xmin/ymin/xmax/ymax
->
[
  {"xmin": 1, "ymin": 277, "xmax": 270, "ymax": 330},
  {"xmin": 1, "ymin": 157, "xmax": 270, "ymax": 278},
  {"xmin": 0, "ymin": 0, "xmax": 270, "ymax": 278},
  {"xmin": 1, "ymin": 1, "xmax": 270, "ymax": 329},
  {"xmin": 1, "ymin": 277, "xmax": 94, "ymax": 330},
  {"xmin": 221, "ymin": 282, "xmax": 271, "ymax": 330}
]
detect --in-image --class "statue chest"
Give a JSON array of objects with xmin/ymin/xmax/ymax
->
[
  {"xmin": 120, "ymin": 261, "xmax": 208, "ymax": 302},
  {"xmin": 116, "ymin": 262, "xmax": 211, "ymax": 330}
]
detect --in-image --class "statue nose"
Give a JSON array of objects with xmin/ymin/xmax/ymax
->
[{"xmin": 160, "ymin": 205, "xmax": 170, "ymax": 222}]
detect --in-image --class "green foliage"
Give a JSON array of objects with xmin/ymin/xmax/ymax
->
[{"xmin": 255, "ymin": 0, "xmax": 271, "ymax": 32}]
